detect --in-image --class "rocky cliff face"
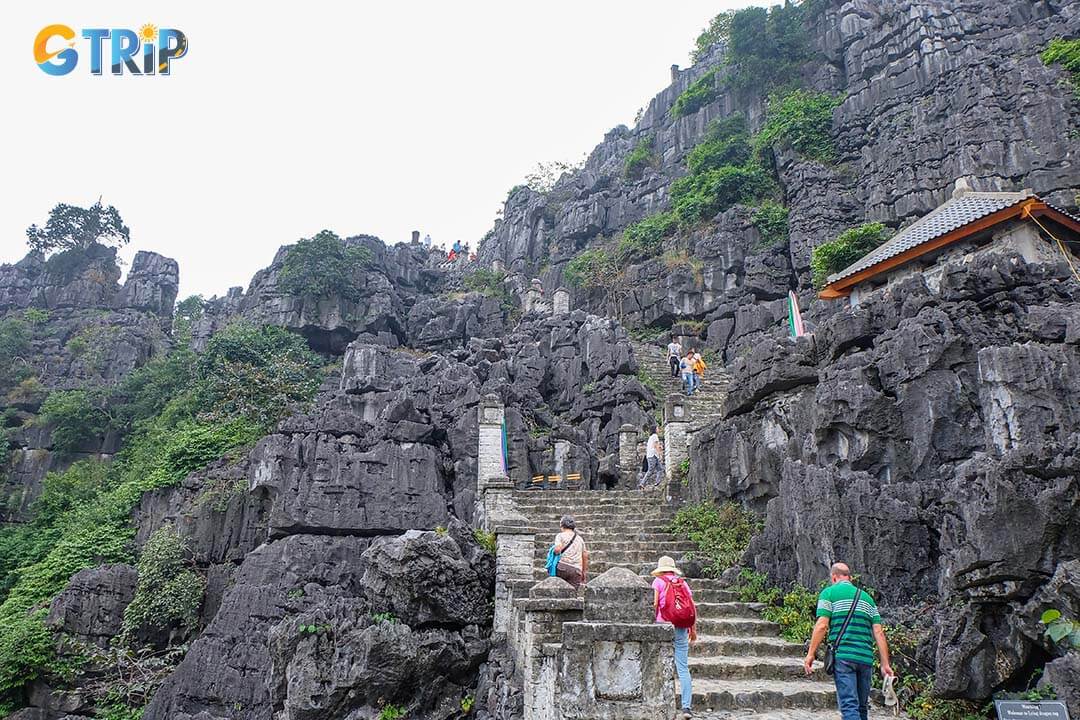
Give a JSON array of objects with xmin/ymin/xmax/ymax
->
[
  {"xmin": 0, "ymin": 246, "xmax": 178, "ymax": 519},
  {"xmin": 4, "ymin": 1, "xmax": 1080, "ymax": 718},
  {"xmin": 473, "ymin": 0, "xmax": 1080, "ymax": 708},
  {"xmin": 193, "ymin": 237, "xmax": 448, "ymax": 354},
  {"xmin": 687, "ymin": 249, "xmax": 1080, "ymax": 699},
  {"xmin": 480, "ymin": 0, "xmax": 1079, "ymax": 349}
]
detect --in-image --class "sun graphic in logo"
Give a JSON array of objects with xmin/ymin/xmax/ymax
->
[{"xmin": 139, "ymin": 23, "xmax": 158, "ymax": 43}]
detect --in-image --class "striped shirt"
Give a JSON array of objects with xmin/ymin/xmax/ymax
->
[{"xmin": 816, "ymin": 581, "xmax": 881, "ymax": 666}]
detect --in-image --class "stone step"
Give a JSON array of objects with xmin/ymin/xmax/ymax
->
[
  {"xmin": 525, "ymin": 523, "xmax": 677, "ymax": 535},
  {"xmin": 690, "ymin": 602, "xmax": 764, "ymax": 618},
  {"xmin": 695, "ymin": 618, "xmax": 780, "ymax": 637},
  {"xmin": 511, "ymin": 491, "xmax": 650, "ymax": 499},
  {"xmin": 531, "ymin": 540, "xmax": 695, "ymax": 553},
  {"xmin": 514, "ymin": 510, "xmax": 678, "ymax": 521},
  {"xmin": 692, "ymin": 678, "xmax": 836, "ymax": 711},
  {"xmin": 515, "ymin": 512, "xmax": 679, "ymax": 522},
  {"xmin": 694, "ymin": 709, "xmax": 897, "ymax": 720},
  {"xmin": 693, "ymin": 636, "xmax": 805, "ymax": 658},
  {"xmin": 689, "ymin": 656, "xmax": 826, "ymax": 681},
  {"xmin": 532, "ymin": 549, "xmax": 692, "ymax": 565}
]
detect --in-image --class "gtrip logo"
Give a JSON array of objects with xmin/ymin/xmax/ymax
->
[{"xmin": 34, "ymin": 24, "xmax": 188, "ymax": 76}]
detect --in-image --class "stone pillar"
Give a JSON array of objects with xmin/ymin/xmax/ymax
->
[
  {"xmin": 553, "ymin": 287, "xmax": 570, "ymax": 315},
  {"xmin": 494, "ymin": 523, "xmax": 535, "ymax": 636},
  {"xmin": 520, "ymin": 578, "xmax": 584, "ymax": 720},
  {"xmin": 618, "ymin": 424, "xmax": 639, "ymax": 489},
  {"xmin": 663, "ymin": 394, "xmax": 689, "ymax": 487},
  {"xmin": 411, "ymin": 230, "xmax": 420, "ymax": 243},
  {"xmin": 483, "ymin": 476, "xmax": 515, "ymax": 532},
  {"xmin": 557, "ymin": 568, "xmax": 675, "ymax": 720},
  {"xmin": 523, "ymin": 278, "xmax": 544, "ymax": 314},
  {"xmin": 478, "ymin": 395, "xmax": 506, "ymax": 505},
  {"xmin": 670, "ymin": 64, "xmax": 680, "ymax": 83},
  {"xmin": 553, "ymin": 439, "xmax": 568, "ymax": 483}
]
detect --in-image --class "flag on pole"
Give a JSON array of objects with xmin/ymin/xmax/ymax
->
[
  {"xmin": 500, "ymin": 419, "xmax": 509, "ymax": 473},
  {"xmin": 788, "ymin": 290, "xmax": 806, "ymax": 338}
]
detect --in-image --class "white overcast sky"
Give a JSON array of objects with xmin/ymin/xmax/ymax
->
[{"xmin": 1, "ymin": 2, "xmax": 761, "ymax": 299}]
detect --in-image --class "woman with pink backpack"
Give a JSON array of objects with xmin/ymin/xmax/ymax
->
[{"xmin": 652, "ymin": 556, "xmax": 697, "ymax": 720}]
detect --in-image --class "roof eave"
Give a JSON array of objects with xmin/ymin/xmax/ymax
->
[{"xmin": 816, "ymin": 199, "xmax": 1059, "ymax": 301}]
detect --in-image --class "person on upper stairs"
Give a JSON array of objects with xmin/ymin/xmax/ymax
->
[
  {"xmin": 638, "ymin": 425, "xmax": 664, "ymax": 490},
  {"xmin": 681, "ymin": 350, "xmax": 697, "ymax": 395},
  {"xmin": 691, "ymin": 350, "xmax": 707, "ymax": 388},
  {"xmin": 666, "ymin": 336, "xmax": 683, "ymax": 378},
  {"xmin": 652, "ymin": 556, "xmax": 696, "ymax": 720},
  {"xmin": 553, "ymin": 515, "xmax": 588, "ymax": 588},
  {"xmin": 804, "ymin": 562, "xmax": 895, "ymax": 720}
]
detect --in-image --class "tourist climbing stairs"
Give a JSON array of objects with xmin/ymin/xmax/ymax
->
[
  {"xmin": 631, "ymin": 340, "xmax": 731, "ymax": 437},
  {"xmin": 511, "ymin": 489, "xmax": 853, "ymax": 716}
]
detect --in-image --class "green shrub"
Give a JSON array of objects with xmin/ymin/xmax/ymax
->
[
  {"xmin": 691, "ymin": 11, "xmax": 736, "ymax": 63},
  {"xmin": 735, "ymin": 569, "xmax": 820, "ymax": 643},
  {"xmin": 1041, "ymin": 608, "xmax": 1080, "ymax": 649},
  {"xmin": 624, "ymin": 135, "xmax": 657, "ymax": 181},
  {"xmin": 751, "ymin": 201, "xmax": 790, "ymax": 247},
  {"xmin": 279, "ymin": 230, "xmax": 372, "ymax": 300},
  {"xmin": 0, "ymin": 610, "xmax": 54, "ymax": 696},
  {"xmin": 473, "ymin": 529, "xmax": 497, "ymax": 555},
  {"xmin": 38, "ymin": 390, "xmax": 110, "ymax": 454},
  {"xmin": 671, "ymin": 70, "xmax": 720, "ymax": 118},
  {"xmin": 22, "ymin": 309, "xmax": 49, "ymax": 325},
  {"xmin": 379, "ymin": 704, "xmax": 406, "ymax": 720},
  {"xmin": 370, "ymin": 612, "xmax": 398, "ymax": 625},
  {"xmin": 122, "ymin": 525, "xmax": 203, "ymax": 642},
  {"xmin": 0, "ymin": 318, "xmax": 31, "ymax": 392},
  {"xmin": 761, "ymin": 583, "xmax": 818, "ymax": 643},
  {"xmin": 725, "ymin": 3, "xmax": 810, "ymax": 92},
  {"xmin": 462, "ymin": 269, "xmax": 507, "ymax": 297},
  {"xmin": 755, "ymin": 90, "xmax": 842, "ymax": 164},
  {"xmin": 0, "ymin": 322, "xmax": 323, "ymax": 708},
  {"xmin": 564, "ymin": 249, "xmax": 618, "ymax": 289},
  {"xmin": 197, "ymin": 324, "xmax": 323, "ymax": 427},
  {"xmin": 810, "ymin": 222, "xmax": 892, "ymax": 288},
  {"xmin": 161, "ymin": 421, "xmax": 262, "ymax": 484},
  {"xmin": 173, "ymin": 295, "xmax": 204, "ymax": 337},
  {"xmin": 1042, "ymin": 38, "xmax": 1080, "ymax": 97},
  {"xmin": 110, "ymin": 344, "xmax": 197, "ymax": 433},
  {"xmin": 671, "ymin": 165, "xmax": 776, "ymax": 227},
  {"xmin": 669, "ymin": 502, "xmax": 761, "ymax": 577},
  {"xmin": 687, "ymin": 117, "xmax": 753, "ymax": 174},
  {"xmin": 617, "ymin": 212, "xmax": 677, "ymax": 264}
]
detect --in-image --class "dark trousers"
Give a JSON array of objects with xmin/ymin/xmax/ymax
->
[
  {"xmin": 834, "ymin": 659, "xmax": 872, "ymax": 720},
  {"xmin": 555, "ymin": 562, "xmax": 583, "ymax": 588},
  {"xmin": 669, "ymin": 355, "xmax": 680, "ymax": 377}
]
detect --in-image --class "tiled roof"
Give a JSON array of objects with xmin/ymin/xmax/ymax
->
[{"xmin": 825, "ymin": 190, "xmax": 1035, "ymax": 286}]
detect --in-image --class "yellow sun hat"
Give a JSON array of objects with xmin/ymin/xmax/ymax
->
[{"xmin": 650, "ymin": 556, "xmax": 682, "ymax": 577}]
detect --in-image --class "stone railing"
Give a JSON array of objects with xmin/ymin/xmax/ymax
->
[{"xmin": 513, "ymin": 568, "xmax": 675, "ymax": 720}]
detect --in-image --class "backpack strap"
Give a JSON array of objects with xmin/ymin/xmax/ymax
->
[
  {"xmin": 833, "ymin": 588, "xmax": 862, "ymax": 650},
  {"xmin": 556, "ymin": 531, "xmax": 578, "ymax": 555}
]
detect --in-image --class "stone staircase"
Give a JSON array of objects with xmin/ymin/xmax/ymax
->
[
  {"xmin": 631, "ymin": 340, "xmax": 731, "ymax": 437},
  {"xmin": 510, "ymin": 489, "xmax": 855, "ymax": 717}
]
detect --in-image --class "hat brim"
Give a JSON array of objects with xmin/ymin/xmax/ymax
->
[{"xmin": 650, "ymin": 566, "xmax": 683, "ymax": 577}]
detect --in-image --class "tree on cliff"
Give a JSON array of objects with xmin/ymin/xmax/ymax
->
[
  {"xmin": 25, "ymin": 200, "xmax": 131, "ymax": 256},
  {"xmin": 278, "ymin": 230, "xmax": 372, "ymax": 300}
]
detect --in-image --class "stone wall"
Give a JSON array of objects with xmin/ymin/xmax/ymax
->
[{"xmin": 511, "ymin": 569, "xmax": 674, "ymax": 720}]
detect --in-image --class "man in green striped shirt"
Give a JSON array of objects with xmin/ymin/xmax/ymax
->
[{"xmin": 804, "ymin": 562, "xmax": 895, "ymax": 720}]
